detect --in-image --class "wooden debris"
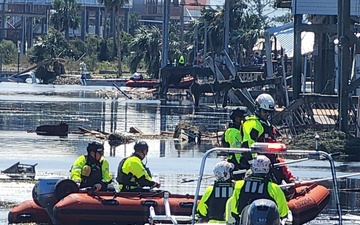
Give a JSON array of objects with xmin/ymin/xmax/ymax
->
[
  {"xmin": 35, "ymin": 122, "xmax": 68, "ymax": 136},
  {"xmin": 129, "ymin": 127, "xmax": 143, "ymax": 134},
  {"xmin": 174, "ymin": 120, "xmax": 201, "ymax": 144}
]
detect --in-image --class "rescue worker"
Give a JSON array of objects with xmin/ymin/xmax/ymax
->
[
  {"xmin": 241, "ymin": 93, "xmax": 277, "ymax": 148},
  {"xmin": 222, "ymin": 107, "xmax": 254, "ymax": 179},
  {"xmin": 70, "ymin": 141, "xmax": 112, "ymax": 192},
  {"xmin": 241, "ymin": 93, "xmax": 296, "ymax": 185},
  {"xmin": 116, "ymin": 140, "xmax": 160, "ymax": 192},
  {"xmin": 178, "ymin": 55, "xmax": 185, "ymax": 66},
  {"xmin": 197, "ymin": 161, "xmax": 235, "ymax": 223},
  {"xmin": 230, "ymin": 155, "xmax": 289, "ymax": 223},
  {"xmin": 222, "ymin": 107, "xmax": 247, "ymax": 148}
]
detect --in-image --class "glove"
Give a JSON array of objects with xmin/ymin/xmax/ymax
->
[
  {"xmin": 292, "ymin": 180, "xmax": 301, "ymax": 187},
  {"xmin": 92, "ymin": 183, "xmax": 102, "ymax": 192},
  {"xmin": 152, "ymin": 182, "xmax": 161, "ymax": 189},
  {"xmin": 74, "ymin": 181, "xmax": 81, "ymax": 187}
]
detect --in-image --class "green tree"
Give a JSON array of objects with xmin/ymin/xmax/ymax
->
[
  {"xmin": 50, "ymin": 0, "xmax": 81, "ymax": 39},
  {"xmin": 0, "ymin": 40, "xmax": 17, "ymax": 64},
  {"xmin": 129, "ymin": 25, "xmax": 161, "ymax": 78},
  {"xmin": 129, "ymin": 12, "xmax": 140, "ymax": 36},
  {"xmin": 28, "ymin": 29, "xmax": 75, "ymax": 64}
]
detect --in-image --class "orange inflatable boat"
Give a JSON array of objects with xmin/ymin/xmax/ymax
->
[
  {"xmin": 8, "ymin": 183, "xmax": 329, "ymax": 225},
  {"xmin": 9, "ymin": 191, "xmax": 195, "ymax": 225},
  {"xmin": 287, "ymin": 183, "xmax": 330, "ymax": 225}
]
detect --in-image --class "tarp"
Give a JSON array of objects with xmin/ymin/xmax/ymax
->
[{"xmin": 265, "ymin": 23, "xmax": 315, "ymax": 58}]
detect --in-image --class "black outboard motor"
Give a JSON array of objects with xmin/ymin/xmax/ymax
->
[{"xmin": 240, "ymin": 199, "xmax": 280, "ymax": 225}]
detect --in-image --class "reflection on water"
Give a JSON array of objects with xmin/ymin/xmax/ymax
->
[{"xmin": 0, "ymin": 83, "xmax": 360, "ymax": 224}]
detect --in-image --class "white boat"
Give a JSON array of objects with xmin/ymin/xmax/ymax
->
[
  {"xmin": 0, "ymin": 71, "xmax": 39, "ymax": 84},
  {"xmin": 79, "ymin": 62, "xmax": 128, "ymax": 86},
  {"xmin": 80, "ymin": 71, "xmax": 128, "ymax": 86}
]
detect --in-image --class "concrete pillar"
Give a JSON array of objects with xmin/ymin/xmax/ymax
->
[
  {"xmin": 28, "ymin": 17, "xmax": 33, "ymax": 48},
  {"xmin": 1, "ymin": 1, "xmax": 6, "ymax": 40},
  {"xmin": 124, "ymin": 8, "xmax": 129, "ymax": 33},
  {"xmin": 110, "ymin": 8, "xmax": 115, "ymax": 37},
  {"xmin": 21, "ymin": 17, "xmax": 26, "ymax": 54},
  {"xmin": 86, "ymin": 8, "xmax": 89, "ymax": 33},
  {"xmin": 95, "ymin": 6, "xmax": 101, "ymax": 36},
  {"xmin": 81, "ymin": 6, "xmax": 86, "ymax": 41}
]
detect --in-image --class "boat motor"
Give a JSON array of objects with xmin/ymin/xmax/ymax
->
[
  {"xmin": 32, "ymin": 177, "xmax": 66, "ymax": 208},
  {"xmin": 32, "ymin": 177, "xmax": 78, "ymax": 225},
  {"xmin": 240, "ymin": 199, "xmax": 280, "ymax": 225}
]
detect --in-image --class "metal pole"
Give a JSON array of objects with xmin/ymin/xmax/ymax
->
[
  {"xmin": 338, "ymin": 0, "xmax": 351, "ymax": 133},
  {"xmin": 161, "ymin": 0, "xmax": 170, "ymax": 68},
  {"xmin": 17, "ymin": 41, "xmax": 20, "ymax": 74}
]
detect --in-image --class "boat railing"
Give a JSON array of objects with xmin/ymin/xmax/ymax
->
[
  {"xmin": 148, "ymin": 191, "xmax": 193, "ymax": 225},
  {"xmin": 190, "ymin": 144, "xmax": 343, "ymax": 225}
]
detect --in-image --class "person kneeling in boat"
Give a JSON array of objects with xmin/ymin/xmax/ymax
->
[
  {"xmin": 263, "ymin": 153, "xmax": 296, "ymax": 185},
  {"xmin": 116, "ymin": 140, "xmax": 161, "ymax": 192},
  {"xmin": 70, "ymin": 141, "xmax": 112, "ymax": 192},
  {"xmin": 229, "ymin": 155, "xmax": 289, "ymax": 224},
  {"xmin": 197, "ymin": 161, "xmax": 235, "ymax": 223}
]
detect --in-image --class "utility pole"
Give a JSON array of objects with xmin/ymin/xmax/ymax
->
[
  {"xmin": 338, "ymin": 0, "xmax": 351, "ymax": 133},
  {"xmin": 161, "ymin": 0, "xmax": 170, "ymax": 68}
]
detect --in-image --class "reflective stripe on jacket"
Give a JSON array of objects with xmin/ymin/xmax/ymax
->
[
  {"xmin": 197, "ymin": 181, "xmax": 234, "ymax": 223},
  {"xmin": 231, "ymin": 176, "xmax": 289, "ymax": 218}
]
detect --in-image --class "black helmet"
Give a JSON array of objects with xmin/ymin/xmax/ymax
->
[
  {"xmin": 229, "ymin": 107, "xmax": 247, "ymax": 121},
  {"xmin": 134, "ymin": 140, "xmax": 149, "ymax": 152},
  {"xmin": 87, "ymin": 141, "xmax": 104, "ymax": 154}
]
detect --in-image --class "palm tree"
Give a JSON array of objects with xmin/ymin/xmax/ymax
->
[
  {"xmin": 98, "ymin": 0, "xmax": 129, "ymax": 77},
  {"xmin": 50, "ymin": 0, "xmax": 81, "ymax": 39},
  {"xmin": 129, "ymin": 26, "xmax": 162, "ymax": 78}
]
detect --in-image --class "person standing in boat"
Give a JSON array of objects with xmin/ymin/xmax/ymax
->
[
  {"xmin": 178, "ymin": 55, "xmax": 185, "ymax": 66},
  {"xmin": 116, "ymin": 140, "xmax": 161, "ymax": 192},
  {"xmin": 229, "ymin": 155, "xmax": 289, "ymax": 222},
  {"xmin": 197, "ymin": 161, "xmax": 235, "ymax": 223},
  {"xmin": 222, "ymin": 107, "xmax": 254, "ymax": 179},
  {"xmin": 241, "ymin": 93, "xmax": 296, "ymax": 185},
  {"xmin": 70, "ymin": 141, "xmax": 112, "ymax": 192},
  {"xmin": 241, "ymin": 93, "xmax": 277, "ymax": 148}
]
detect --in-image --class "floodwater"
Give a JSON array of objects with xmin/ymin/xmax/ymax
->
[{"xmin": 0, "ymin": 82, "xmax": 360, "ymax": 225}]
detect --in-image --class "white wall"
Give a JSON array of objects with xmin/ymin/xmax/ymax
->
[{"xmin": 292, "ymin": 0, "xmax": 360, "ymax": 16}]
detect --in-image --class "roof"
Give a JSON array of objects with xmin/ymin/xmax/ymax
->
[{"xmin": 265, "ymin": 22, "xmax": 314, "ymax": 58}]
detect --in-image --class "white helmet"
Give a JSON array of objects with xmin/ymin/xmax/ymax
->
[
  {"xmin": 251, "ymin": 155, "xmax": 271, "ymax": 174},
  {"xmin": 255, "ymin": 94, "xmax": 275, "ymax": 111},
  {"xmin": 213, "ymin": 161, "xmax": 234, "ymax": 181}
]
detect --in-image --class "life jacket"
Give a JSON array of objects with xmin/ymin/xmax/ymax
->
[
  {"xmin": 221, "ymin": 132, "xmax": 230, "ymax": 147},
  {"xmin": 258, "ymin": 119, "xmax": 276, "ymax": 142},
  {"xmin": 236, "ymin": 176, "xmax": 274, "ymax": 214},
  {"xmin": 205, "ymin": 181, "xmax": 234, "ymax": 221},
  {"xmin": 116, "ymin": 157, "xmax": 137, "ymax": 191},
  {"xmin": 116, "ymin": 155, "xmax": 151, "ymax": 191},
  {"xmin": 221, "ymin": 122, "xmax": 241, "ymax": 147},
  {"xmin": 80, "ymin": 155, "xmax": 103, "ymax": 188}
]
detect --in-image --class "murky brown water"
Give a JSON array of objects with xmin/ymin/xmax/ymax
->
[{"xmin": 0, "ymin": 83, "xmax": 360, "ymax": 225}]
